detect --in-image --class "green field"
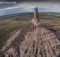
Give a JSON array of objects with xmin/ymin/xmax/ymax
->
[{"xmin": 0, "ymin": 13, "xmax": 60, "ymax": 49}]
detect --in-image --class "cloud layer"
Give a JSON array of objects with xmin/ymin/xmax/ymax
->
[{"xmin": 0, "ymin": 2, "xmax": 60, "ymax": 16}]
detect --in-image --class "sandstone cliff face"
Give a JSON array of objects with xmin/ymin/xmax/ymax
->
[{"xmin": 0, "ymin": 27, "xmax": 60, "ymax": 57}]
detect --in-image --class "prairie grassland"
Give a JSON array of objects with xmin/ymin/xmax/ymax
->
[
  {"xmin": 0, "ymin": 13, "xmax": 60, "ymax": 48},
  {"xmin": 40, "ymin": 13, "xmax": 60, "ymax": 32}
]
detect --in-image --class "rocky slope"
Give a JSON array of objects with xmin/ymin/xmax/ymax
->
[
  {"xmin": 0, "ymin": 26, "xmax": 60, "ymax": 57},
  {"xmin": 20, "ymin": 27, "xmax": 60, "ymax": 57}
]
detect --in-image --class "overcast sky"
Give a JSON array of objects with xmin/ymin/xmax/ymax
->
[{"xmin": 0, "ymin": 2, "xmax": 60, "ymax": 16}]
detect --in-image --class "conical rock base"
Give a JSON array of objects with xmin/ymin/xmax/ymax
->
[{"xmin": 20, "ymin": 27, "xmax": 60, "ymax": 57}]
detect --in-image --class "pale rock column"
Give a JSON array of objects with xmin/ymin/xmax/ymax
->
[{"xmin": 31, "ymin": 7, "xmax": 41, "ymax": 27}]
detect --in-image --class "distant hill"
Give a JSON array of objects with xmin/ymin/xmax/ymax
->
[
  {"xmin": 0, "ymin": 12, "xmax": 60, "ymax": 19},
  {"xmin": 0, "ymin": 12, "xmax": 33, "ymax": 19}
]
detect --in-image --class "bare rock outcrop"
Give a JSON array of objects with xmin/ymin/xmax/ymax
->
[
  {"xmin": 31, "ymin": 7, "xmax": 42, "ymax": 27},
  {"xmin": 1, "ymin": 27, "xmax": 60, "ymax": 57},
  {"xmin": 20, "ymin": 27, "xmax": 60, "ymax": 57}
]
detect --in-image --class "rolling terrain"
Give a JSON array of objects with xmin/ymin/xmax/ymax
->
[{"xmin": 0, "ymin": 13, "xmax": 60, "ymax": 57}]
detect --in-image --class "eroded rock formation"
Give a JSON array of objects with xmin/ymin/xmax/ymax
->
[
  {"xmin": 31, "ymin": 7, "xmax": 42, "ymax": 27},
  {"xmin": 0, "ymin": 7, "xmax": 60, "ymax": 57}
]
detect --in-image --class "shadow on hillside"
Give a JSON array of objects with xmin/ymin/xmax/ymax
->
[{"xmin": 48, "ymin": 28, "xmax": 60, "ymax": 41}]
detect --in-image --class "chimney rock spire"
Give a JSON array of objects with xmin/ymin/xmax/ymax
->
[{"xmin": 34, "ymin": 7, "xmax": 39, "ymax": 20}]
